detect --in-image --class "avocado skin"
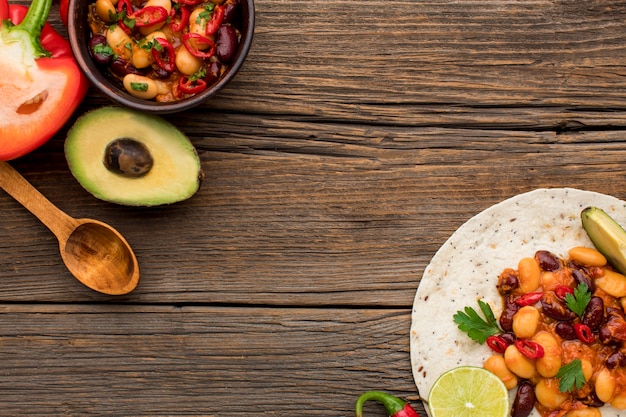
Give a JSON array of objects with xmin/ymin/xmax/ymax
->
[
  {"xmin": 581, "ymin": 206, "xmax": 626, "ymax": 275},
  {"xmin": 65, "ymin": 106, "xmax": 203, "ymax": 206}
]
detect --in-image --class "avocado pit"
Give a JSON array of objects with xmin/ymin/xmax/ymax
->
[{"xmin": 104, "ymin": 138, "xmax": 154, "ymax": 178}]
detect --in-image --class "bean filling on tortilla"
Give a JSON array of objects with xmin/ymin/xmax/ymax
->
[{"xmin": 486, "ymin": 246, "xmax": 626, "ymax": 417}]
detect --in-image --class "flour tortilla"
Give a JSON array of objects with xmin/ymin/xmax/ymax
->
[{"xmin": 410, "ymin": 188, "xmax": 626, "ymax": 417}]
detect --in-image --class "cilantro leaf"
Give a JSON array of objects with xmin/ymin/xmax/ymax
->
[
  {"xmin": 556, "ymin": 359, "xmax": 586, "ymax": 392},
  {"xmin": 565, "ymin": 283, "xmax": 591, "ymax": 317},
  {"xmin": 453, "ymin": 300, "xmax": 501, "ymax": 344}
]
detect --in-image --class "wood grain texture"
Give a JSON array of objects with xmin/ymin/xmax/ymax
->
[
  {"xmin": 0, "ymin": 305, "xmax": 419, "ymax": 416},
  {"xmin": 2, "ymin": 0, "xmax": 626, "ymax": 414}
]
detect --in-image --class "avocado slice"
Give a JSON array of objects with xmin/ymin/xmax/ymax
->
[
  {"xmin": 581, "ymin": 206, "xmax": 626, "ymax": 274},
  {"xmin": 65, "ymin": 107, "xmax": 203, "ymax": 206}
]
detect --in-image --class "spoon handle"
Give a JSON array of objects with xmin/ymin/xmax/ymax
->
[{"xmin": 0, "ymin": 161, "xmax": 77, "ymax": 242}]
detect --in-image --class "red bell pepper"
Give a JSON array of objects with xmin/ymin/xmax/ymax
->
[
  {"xmin": 59, "ymin": 0, "xmax": 68, "ymax": 26},
  {"xmin": 0, "ymin": 0, "xmax": 88, "ymax": 160},
  {"xmin": 355, "ymin": 391, "xmax": 420, "ymax": 417}
]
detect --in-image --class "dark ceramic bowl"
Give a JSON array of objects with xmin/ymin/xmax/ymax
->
[{"xmin": 68, "ymin": 0, "xmax": 254, "ymax": 114}]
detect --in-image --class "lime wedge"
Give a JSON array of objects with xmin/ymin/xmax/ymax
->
[
  {"xmin": 581, "ymin": 206, "xmax": 626, "ymax": 275},
  {"xmin": 428, "ymin": 366, "xmax": 509, "ymax": 417}
]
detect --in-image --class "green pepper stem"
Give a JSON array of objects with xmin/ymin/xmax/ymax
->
[
  {"xmin": 355, "ymin": 391, "xmax": 407, "ymax": 417},
  {"xmin": 9, "ymin": 0, "xmax": 54, "ymax": 57}
]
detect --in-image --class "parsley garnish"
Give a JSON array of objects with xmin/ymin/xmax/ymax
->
[
  {"xmin": 453, "ymin": 299, "xmax": 501, "ymax": 344},
  {"xmin": 556, "ymin": 359, "xmax": 586, "ymax": 392},
  {"xmin": 130, "ymin": 82, "xmax": 149, "ymax": 92},
  {"xmin": 565, "ymin": 283, "xmax": 591, "ymax": 317},
  {"xmin": 93, "ymin": 44, "xmax": 114, "ymax": 57},
  {"xmin": 189, "ymin": 67, "xmax": 207, "ymax": 82}
]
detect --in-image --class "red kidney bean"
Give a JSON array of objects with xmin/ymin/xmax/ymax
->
[
  {"xmin": 606, "ymin": 351, "xmax": 626, "ymax": 369},
  {"xmin": 497, "ymin": 272, "xmax": 519, "ymax": 295},
  {"xmin": 541, "ymin": 293, "xmax": 577, "ymax": 321},
  {"xmin": 89, "ymin": 34, "xmax": 113, "ymax": 65},
  {"xmin": 600, "ymin": 325, "xmax": 614, "ymax": 344},
  {"xmin": 555, "ymin": 322, "xmax": 577, "ymax": 340},
  {"xmin": 572, "ymin": 268, "xmax": 596, "ymax": 293},
  {"xmin": 499, "ymin": 295, "xmax": 519, "ymax": 332},
  {"xmin": 582, "ymin": 296, "xmax": 605, "ymax": 331},
  {"xmin": 512, "ymin": 381, "xmax": 535, "ymax": 417},
  {"xmin": 203, "ymin": 61, "xmax": 222, "ymax": 86},
  {"xmin": 150, "ymin": 65, "xmax": 172, "ymax": 79},
  {"xmin": 109, "ymin": 58, "xmax": 144, "ymax": 78},
  {"xmin": 222, "ymin": 0, "xmax": 240, "ymax": 24},
  {"xmin": 579, "ymin": 391, "xmax": 605, "ymax": 408},
  {"xmin": 500, "ymin": 332, "xmax": 517, "ymax": 345},
  {"xmin": 216, "ymin": 25, "xmax": 239, "ymax": 63},
  {"xmin": 535, "ymin": 250, "xmax": 561, "ymax": 271},
  {"xmin": 600, "ymin": 308, "xmax": 626, "ymax": 343}
]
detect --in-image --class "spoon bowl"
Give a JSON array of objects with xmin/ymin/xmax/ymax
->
[{"xmin": 0, "ymin": 161, "xmax": 139, "ymax": 295}]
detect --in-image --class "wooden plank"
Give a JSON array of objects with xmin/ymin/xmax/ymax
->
[
  {"xmin": 0, "ymin": 304, "xmax": 423, "ymax": 416},
  {"xmin": 3, "ymin": 121, "xmax": 626, "ymax": 304}
]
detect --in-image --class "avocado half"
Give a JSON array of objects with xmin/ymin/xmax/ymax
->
[
  {"xmin": 65, "ymin": 107, "xmax": 203, "ymax": 206},
  {"xmin": 581, "ymin": 206, "xmax": 626, "ymax": 275}
]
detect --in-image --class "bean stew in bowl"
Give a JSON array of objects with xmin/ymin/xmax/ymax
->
[{"xmin": 68, "ymin": 0, "xmax": 254, "ymax": 113}]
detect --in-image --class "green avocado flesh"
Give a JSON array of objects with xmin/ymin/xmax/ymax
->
[
  {"xmin": 581, "ymin": 206, "xmax": 626, "ymax": 275},
  {"xmin": 65, "ymin": 107, "xmax": 203, "ymax": 206}
]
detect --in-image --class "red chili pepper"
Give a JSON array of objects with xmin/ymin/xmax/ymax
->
[
  {"xmin": 169, "ymin": 5, "xmax": 191, "ymax": 32},
  {"xmin": 115, "ymin": 0, "xmax": 135, "ymax": 34},
  {"xmin": 515, "ymin": 291, "xmax": 543, "ymax": 306},
  {"xmin": 555, "ymin": 285, "xmax": 574, "ymax": 301},
  {"xmin": 182, "ymin": 33, "xmax": 216, "ymax": 59},
  {"xmin": 574, "ymin": 323, "xmax": 595, "ymax": 344},
  {"xmin": 355, "ymin": 391, "xmax": 420, "ymax": 417},
  {"xmin": 0, "ymin": 1, "xmax": 88, "ymax": 160},
  {"xmin": 133, "ymin": 6, "xmax": 168, "ymax": 27},
  {"xmin": 177, "ymin": 76, "xmax": 207, "ymax": 97},
  {"xmin": 514, "ymin": 339, "xmax": 544, "ymax": 359},
  {"xmin": 486, "ymin": 335, "xmax": 509, "ymax": 353},
  {"xmin": 204, "ymin": 4, "xmax": 224, "ymax": 35},
  {"xmin": 117, "ymin": 0, "xmax": 133, "ymax": 15},
  {"xmin": 151, "ymin": 37, "xmax": 176, "ymax": 72}
]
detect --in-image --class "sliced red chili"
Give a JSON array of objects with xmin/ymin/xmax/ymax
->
[
  {"xmin": 169, "ymin": 5, "xmax": 190, "ymax": 32},
  {"xmin": 151, "ymin": 37, "xmax": 176, "ymax": 72},
  {"xmin": 117, "ymin": 0, "xmax": 132, "ymax": 14},
  {"xmin": 555, "ymin": 285, "xmax": 574, "ymax": 301},
  {"xmin": 133, "ymin": 6, "xmax": 168, "ymax": 27},
  {"xmin": 177, "ymin": 76, "xmax": 207, "ymax": 97},
  {"xmin": 514, "ymin": 339, "xmax": 544, "ymax": 359},
  {"xmin": 515, "ymin": 291, "xmax": 543, "ymax": 306},
  {"xmin": 116, "ymin": 0, "xmax": 134, "ymax": 34},
  {"xmin": 204, "ymin": 4, "xmax": 224, "ymax": 35},
  {"xmin": 574, "ymin": 323, "xmax": 595, "ymax": 344},
  {"xmin": 182, "ymin": 33, "xmax": 216, "ymax": 59},
  {"xmin": 486, "ymin": 335, "xmax": 509, "ymax": 354},
  {"xmin": 178, "ymin": 0, "xmax": 204, "ymax": 5}
]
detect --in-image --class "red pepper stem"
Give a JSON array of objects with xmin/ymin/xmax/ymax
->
[
  {"xmin": 355, "ymin": 391, "xmax": 415, "ymax": 417},
  {"xmin": 7, "ymin": 0, "xmax": 53, "ymax": 57}
]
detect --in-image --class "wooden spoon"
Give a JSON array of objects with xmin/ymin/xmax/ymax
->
[{"xmin": 0, "ymin": 161, "xmax": 139, "ymax": 295}]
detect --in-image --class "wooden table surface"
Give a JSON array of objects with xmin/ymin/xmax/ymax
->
[{"xmin": 3, "ymin": 0, "xmax": 626, "ymax": 415}]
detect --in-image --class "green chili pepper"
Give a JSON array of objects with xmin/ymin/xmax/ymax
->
[{"xmin": 355, "ymin": 391, "xmax": 420, "ymax": 417}]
